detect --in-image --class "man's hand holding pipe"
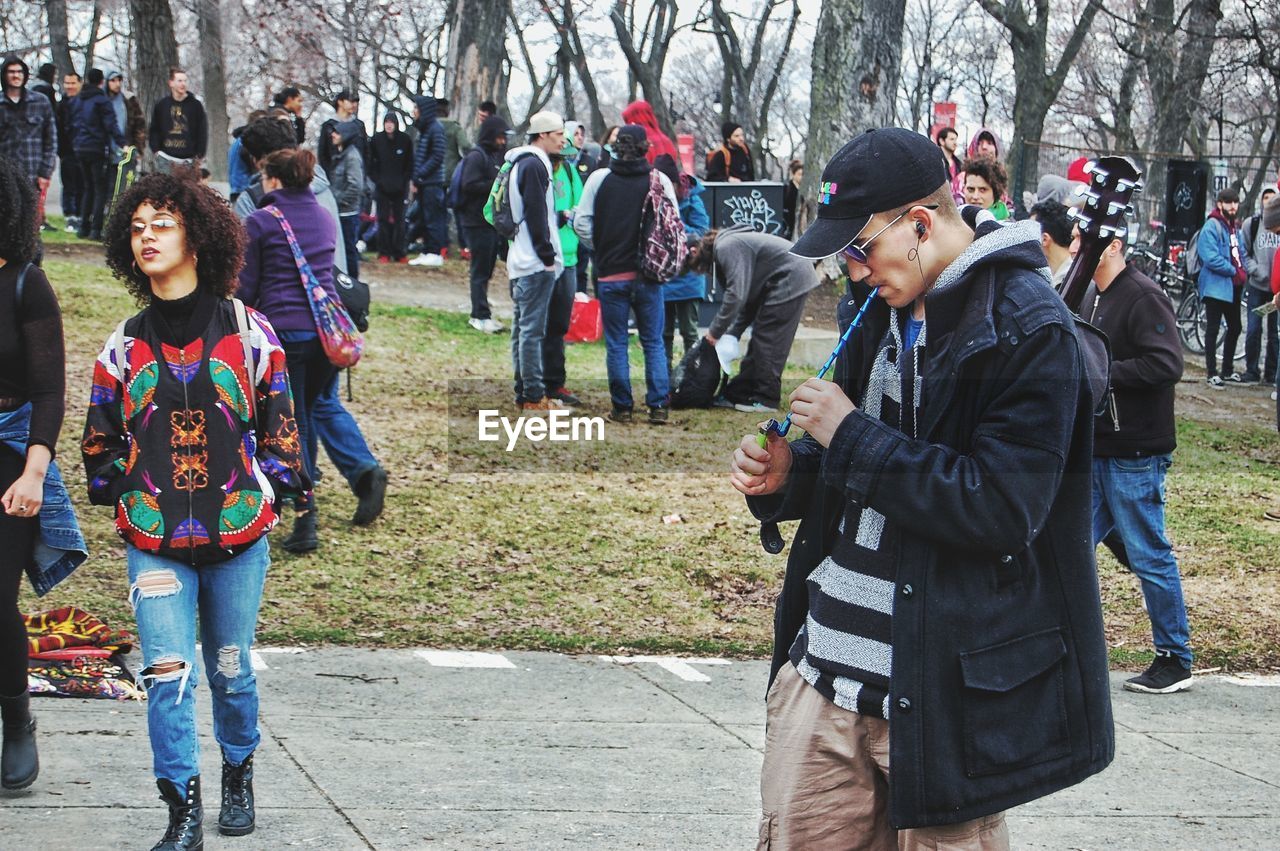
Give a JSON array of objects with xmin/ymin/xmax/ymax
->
[{"xmin": 787, "ymin": 378, "xmax": 856, "ymax": 448}]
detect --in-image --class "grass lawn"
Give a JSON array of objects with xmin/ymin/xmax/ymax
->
[{"xmin": 19, "ymin": 252, "xmax": 1280, "ymax": 672}]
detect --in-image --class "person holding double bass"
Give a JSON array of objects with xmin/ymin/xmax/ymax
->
[{"xmin": 730, "ymin": 128, "xmax": 1114, "ymax": 847}]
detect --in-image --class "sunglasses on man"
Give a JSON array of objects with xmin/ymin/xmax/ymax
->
[{"xmin": 842, "ymin": 204, "xmax": 939, "ymax": 263}]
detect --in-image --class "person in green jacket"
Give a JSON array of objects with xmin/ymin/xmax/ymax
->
[{"xmin": 543, "ymin": 137, "xmax": 584, "ymax": 407}]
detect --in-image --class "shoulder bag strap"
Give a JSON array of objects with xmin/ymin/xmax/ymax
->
[
  {"xmin": 13, "ymin": 262, "xmax": 32, "ymax": 312},
  {"xmin": 113, "ymin": 317, "xmax": 130, "ymax": 386},
  {"xmin": 230, "ymin": 298, "xmax": 257, "ymax": 429},
  {"xmin": 263, "ymin": 205, "xmax": 322, "ymax": 291}
]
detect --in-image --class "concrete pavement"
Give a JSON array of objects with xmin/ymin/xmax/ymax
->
[{"xmin": 1, "ymin": 648, "xmax": 1277, "ymax": 849}]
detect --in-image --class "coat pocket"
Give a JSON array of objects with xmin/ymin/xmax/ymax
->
[{"xmin": 959, "ymin": 628, "xmax": 1070, "ymax": 777}]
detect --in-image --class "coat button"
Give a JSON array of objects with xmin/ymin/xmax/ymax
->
[
  {"xmin": 900, "ymin": 583, "xmax": 914, "ymax": 598},
  {"xmin": 897, "ymin": 697, "xmax": 912, "ymax": 713},
  {"xmin": 1001, "ymin": 555, "xmax": 1012, "ymax": 563}
]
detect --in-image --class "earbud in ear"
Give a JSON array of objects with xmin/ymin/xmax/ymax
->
[{"xmin": 915, "ymin": 221, "xmax": 926, "ymax": 237}]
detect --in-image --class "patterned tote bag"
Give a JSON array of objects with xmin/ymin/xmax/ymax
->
[{"xmin": 264, "ymin": 205, "xmax": 364, "ymax": 368}]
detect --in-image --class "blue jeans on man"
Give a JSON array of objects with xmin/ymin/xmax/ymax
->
[
  {"xmin": 510, "ymin": 269, "xmax": 558, "ymax": 403},
  {"xmin": 599, "ymin": 277, "xmax": 670, "ymax": 410},
  {"xmin": 1091, "ymin": 454, "xmax": 1192, "ymax": 667},
  {"xmin": 127, "ymin": 538, "xmax": 269, "ymax": 787},
  {"xmin": 1243, "ymin": 286, "xmax": 1277, "ymax": 382}
]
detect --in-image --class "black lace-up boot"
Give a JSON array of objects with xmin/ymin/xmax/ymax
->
[
  {"xmin": 0, "ymin": 691, "xmax": 38, "ymax": 790},
  {"xmin": 218, "ymin": 751, "xmax": 255, "ymax": 836},
  {"xmin": 151, "ymin": 776, "xmax": 203, "ymax": 851}
]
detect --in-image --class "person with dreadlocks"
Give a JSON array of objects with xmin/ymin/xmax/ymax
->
[{"xmin": 575, "ymin": 124, "xmax": 678, "ymax": 424}]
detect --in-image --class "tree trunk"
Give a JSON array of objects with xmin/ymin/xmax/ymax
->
[
  {"xmin": 1140, "ymin": 0, "xmax": 1223, "ymax": 219},
  {"xmin": 44, "ymin": 0, "xmax": 77, "ymax": 78},
  {"xmin": 129, "ymin": 0, "xmax": 179, "ymax": 164},
  {"xmin": 445, "ymin": 0, "xmax": 509, "ymax": 132},
  {"xmin": 195, "ymin": 0, "xmax": 230, "ymax": 181},
  {"xmin": 800, "ymin": 0, "xmax": 906, "ymax": 216},
  {"xmin": 84, "ymin": 1, "xmax": 102, "ymax": 71}
]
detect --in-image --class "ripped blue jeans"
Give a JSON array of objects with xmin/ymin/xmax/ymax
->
[{"xmin": 127, "ymin": 538, "xmax": 269, "ymax": 787}]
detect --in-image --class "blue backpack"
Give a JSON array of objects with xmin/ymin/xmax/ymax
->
[{"xmin": 445, "ymin": 155, "xmax": 468, "ymax": 210}]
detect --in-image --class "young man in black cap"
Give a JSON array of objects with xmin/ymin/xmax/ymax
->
[{"xmin": 730, "ymin": 127, "xmax": 1113, "ymax": 847}]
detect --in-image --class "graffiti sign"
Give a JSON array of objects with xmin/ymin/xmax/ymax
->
[{"xmin": 705, "ymin": 182, "xmax": 786, "ymax": 236}]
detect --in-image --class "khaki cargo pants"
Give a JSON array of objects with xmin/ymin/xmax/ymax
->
[{"xmin": 758, "ymin": 663, "xmax": 1009, "ymax": 850}]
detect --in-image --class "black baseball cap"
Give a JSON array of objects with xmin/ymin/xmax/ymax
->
[{"xmin": 791, "ymin": 127, "xmax": 950, "ymax": 260}]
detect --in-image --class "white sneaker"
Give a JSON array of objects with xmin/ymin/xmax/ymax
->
[
  {"xmin": 409, "ymin": 253, "xmax": 444, "ymax": 267},
  {"xmin": 481, "ymin": 318, "xmax": 505, "ymax": 334},
  {"xmin": 468, "ymin": 318, "xmax": 487, "ymax": 332}
]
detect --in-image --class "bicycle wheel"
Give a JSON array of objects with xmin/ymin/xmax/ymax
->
[{"xmin": 1177, "ymin": 291, "xmax": 1205, "ymax": 355}]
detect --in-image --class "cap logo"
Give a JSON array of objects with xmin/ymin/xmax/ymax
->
[{"xmin": 819, "ymin": 181, "xmax": 838, "ymax": 205}]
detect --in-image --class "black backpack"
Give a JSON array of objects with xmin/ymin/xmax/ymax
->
[{"xmin": 671, "ymin": 338, "xmax": 726, "ymax": 409}]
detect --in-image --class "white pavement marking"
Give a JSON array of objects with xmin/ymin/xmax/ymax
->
[
  {"xmin": 415, "ymin": 650, "xmax": 518, "ymax": 668},
  {"xmin": 1217, "ymin": 673, "xmax": 1280, "ymax": 687},
  {"xmin": 256, "ymin": 646, "xmax": 308, "ymax": 654},
  {"xmin": 599, "ymin": 655, "xmax": 733, "ymax": 683}
]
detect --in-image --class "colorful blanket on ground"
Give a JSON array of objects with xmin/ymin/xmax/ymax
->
[{"xmin": 24, "ymin": 607, "xmax": 143, "ymax": 701}]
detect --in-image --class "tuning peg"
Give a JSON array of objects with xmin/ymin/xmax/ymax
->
[
  {"xmin": 1083, "ymin": 160, "xmax": 1097, "ymax": 174},
  {"xmin": 1080, "ymin": 189, "xmax": 1101, "ymax": 204},
  {"xmin": 1115, "ymin": 178, "xmax": 1139, "ymax": 192},
  {"xmin": 1091, "ymin": 166, "xmax": 1112, "ymax": 182},
  {"xmin": 1107, "ymin": 201, "xmax": 1128, "ymax": 216}
]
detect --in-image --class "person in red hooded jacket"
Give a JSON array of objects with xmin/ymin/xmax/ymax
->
[{"xmin": 620, "ymin": 101, "xmax": 676, "ymax": 165}]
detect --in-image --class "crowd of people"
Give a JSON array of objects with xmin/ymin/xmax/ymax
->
[{"xmin": 6, "ymin": 46, "xmax": 1280, "ymax": 851}]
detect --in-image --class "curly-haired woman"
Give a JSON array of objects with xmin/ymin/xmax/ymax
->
[
  {"xmin": 1, "ymin": 156, "xmax": 86, "ymax": 792},
  {"xmin": 236, "ymin": 147, "xmax": 339, "ymax": 554},
  {"xmin": 84, "ymin": 172, "xmax": 307, "ymax": 850},
  {"xmin": 961, "ymin": 157, "xmax": 1010, "ymax": 221}
]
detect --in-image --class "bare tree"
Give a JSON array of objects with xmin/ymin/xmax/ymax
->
[
  {"xmin": 975, "ymin": 0, "xmax": 1103, "ymax": 214},
  {"xmin": 507, "ymin": 1, "xmax": 559, "ymax": 130},
  {"xmin": 896, "ymin": 0, "xmax": 971, "ymax": 132},
  {"xmin": 196, "ymin": 0, "xmax": 230, "ymax": 179},
  {"xmin": 609, "ymin": 0, "xmax": 679, "ymax": 136},
  {"xmin": 539, "ymin": 0, "xmax": 607, "ymax": 137},
  {"xmin": 702, "ymin": 0, "xmax": 802, "ymax": 177}
]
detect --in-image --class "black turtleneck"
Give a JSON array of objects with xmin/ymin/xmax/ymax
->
[{"xmin": 150, "ymin": 288, "xmax": 205, "ymax": 347}]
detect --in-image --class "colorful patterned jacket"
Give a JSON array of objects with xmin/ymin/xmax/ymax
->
[{"xmin": 82, "ymin": 292, "xmax": 308, "ymax": 564}]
